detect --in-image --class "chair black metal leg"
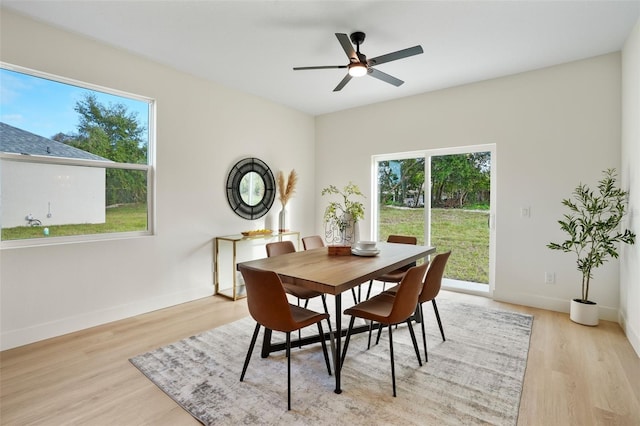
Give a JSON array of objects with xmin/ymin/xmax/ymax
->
[
  {"xmin": 286, "ymin": 331, "xmax": 291, "ymax": 411},
  {"xmin": 376, "ymin": 320, "xmax": 383, "ymax": 345},
  {"xmin": 320, "ymin": 294, "xmax": 336, "ymax": 361},
  {"xmin": 388, "ymin": 324, "xmax": 396, "ymax": 397},
  {"xmin": 297, "ymin": 298, "xmax": 302, "ymax": 348},
  {"xmin": 317, "ymin": 322, "xmax": 332, "ymax": 376},
  {"xmin": 364, "ymin": 280, "xmax": 373, "ymax": 300},
  {"xmin": 351, "ymin": 288, "xmax": 358, "ymax": 304},
  {"xmin": 432, "ymin": 299, "xmax": 445, "ymax": 341},
  {"xmin": 367, "ymin": 321, "xmax": 374, "ymax": 349},
  {"xmin": 340, "ymin": 317, "xmax": 356, "ymax": 367},
  {"xmin": 321, "ymin": 295, "xmax": 333, "ymax": 334},
  {"xmin": 241, "ymin": 323, "xmax": 261, "ymax": 381},
  {"xmin": 406, "ymin": 319, "xmax": 422, "ymax": 366},
  {"xmin": 420, "ymin": 304, "xmax": 428, "ymax": 362}
]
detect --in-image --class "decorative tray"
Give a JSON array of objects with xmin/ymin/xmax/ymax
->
[
  {"xmin": 241, "ymin": 229, "xmax": 273, "ymax": 237},
  {"xmin": 328, "ymin": 245, "xmax": 352, "ymax": 256}
]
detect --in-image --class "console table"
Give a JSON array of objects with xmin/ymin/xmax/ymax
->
[{"xmin": 214, "ymin": 231, "xmax": 300, "ymax": 300}]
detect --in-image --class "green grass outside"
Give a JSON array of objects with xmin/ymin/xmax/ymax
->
[
  {"xmin": 1, "ymin": 203, "xmax": 148, "ymax": 241},
  {"xmin": 379, "ymin": 206, "xmax": 489, "ymax": 284},
  {"xmin": 3, "ymin": 203, "xmax": 488, "ymax": 284}
]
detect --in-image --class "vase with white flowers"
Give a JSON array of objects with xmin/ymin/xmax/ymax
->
[
  {"xmin": 321, "ymin": 182, "xmax": 365, "ymax": 245},
  {"xmin": 277, "ymin": 169, "xmax": 298, "ymax": 232}
]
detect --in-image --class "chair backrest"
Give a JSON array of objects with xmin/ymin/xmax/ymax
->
[
  {"xmin": 302, "ymin": 235, "xmax": 324, "ymax": 250},
  {"xmin": 266, "ymin": 240, "xmax": 296, "ymax": 257},
  {"xmin": 387, "ymin": 262, "xmax": 429, "ymax": 324},
  {"xmin": 387, "ymin": 235, "xmax": 418, "ymax": 245},
  {"xmin": 419, "ymin": 251, "xmax": 452, "ymax": 303},
  {"xmin": 240, "ymin": 268, "xmax": 297, "ymax": 333},
  {"xmin": 387, "ymin": 235, "xmax": 418, "ymax": 269}
]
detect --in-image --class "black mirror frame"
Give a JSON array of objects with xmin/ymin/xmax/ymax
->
[{"xmin": 226, "ymin": 157, "xmax": 276, "ymax": 220}]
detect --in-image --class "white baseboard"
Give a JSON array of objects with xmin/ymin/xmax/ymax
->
[
  {"xmin": 0, "ymin": 287, "xmax": 213, "ymax": 351},
  {"xmin": 491, "ymin": 289, "xmax": 619, "ymax": 322},
  {"xmin": 618, "ymin": 310, "xmax": 640, "ymax": 358}
]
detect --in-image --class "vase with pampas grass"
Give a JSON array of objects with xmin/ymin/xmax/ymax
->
[{"xmin": 277, "ymin": 169, "xmax": 298, "ymax": 232}]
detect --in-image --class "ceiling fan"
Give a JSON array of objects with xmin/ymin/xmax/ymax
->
[{"xmin": 293, "ymin": 32, "xmax": 423, "ymax": 92}]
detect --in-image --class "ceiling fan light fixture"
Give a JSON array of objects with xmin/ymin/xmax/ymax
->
[
  {"xmin": 293, "ymin": 32, "xmax": 423, "ymax": 91},
  {"xmin": 348, "ymin": 63, "xmax": 367, "ymax": 77}
]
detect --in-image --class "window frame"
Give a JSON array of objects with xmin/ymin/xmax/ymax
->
[{"xmin": 0, "ymin": 62, "xmax": 156, "ymax": 248}]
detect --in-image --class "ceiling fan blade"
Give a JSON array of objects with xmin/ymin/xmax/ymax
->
[
  {"xmin": 293, "ymin": 65, "xmax": 347, "ymax": 70},
  {"xmin": 335, "ymin": 33, "xmax": 358, "ymax": 63},
  {"xmin": 368, "ymin": 45, "xmax": 423, "ymax": 67},
  {"xmin": 333, "ymin": 74, "xmax": 353, "ymax": 92},
  {"xmin": 368, "ymin": 68, "xmax": 404, "ymax": 87}
]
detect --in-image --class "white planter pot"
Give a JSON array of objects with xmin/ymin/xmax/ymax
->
[{"xmin": 569, "ymin": 299, "xmax": 599, "ymax": 326}]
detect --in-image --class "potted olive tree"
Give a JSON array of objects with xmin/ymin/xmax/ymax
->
[{"xmin": 548, "ymin": 169, "xmax": 635, "ymax": 326}]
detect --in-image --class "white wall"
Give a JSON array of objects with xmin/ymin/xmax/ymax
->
[
  {"xmin": 315, "ymin": 53, "xmax": 624, "ymax": 321},
  {"xmin": 621, "ymin": 17, "xmax": 640, "ymax": 356},
  {"xmin": 2, "ymin": 8, "xmax": 637, "ymax": 353},
  {"xmin": 1, "ymin": 161, "xmax": 105, "ymax": 227},
  {"xmin": 0, "ymin": 9, "xmax": 316, "ymax": 350}
]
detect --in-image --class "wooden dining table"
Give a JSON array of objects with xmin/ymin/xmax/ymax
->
[{"xmin": 236, "ymin": 241, "xmax": 436, "ymax": 394}]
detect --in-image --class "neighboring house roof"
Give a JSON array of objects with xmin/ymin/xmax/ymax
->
[{"xmin": 0, "ymin": 122, "xmax": 109, "ymax": 161}]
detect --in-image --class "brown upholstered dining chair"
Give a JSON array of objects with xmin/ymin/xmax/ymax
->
[
  {"xmin": 383, "ymin": 251, "xmax": 451, "ymax": 362},
  {"xmin": 266, "ymin": 240, "xmax": 297, "ymax": 257},
  {"xmin": 265, "ymin": 241, "xmax": 328, "ymax": 308},
  {"xmin": 302, "ymin": 235, "xmax": 324, "ymax": 250},
  {"xmin": 340, "ymin": 262, "xmax": 428, "ymax": 397},
  {"xmin": 239, "ymin": 268, "xmax": 332, "ymax": 411},
  {"xmin": 265, "ymin": 241, "xmax": 333, "ymax": 335},
  {"xmin": 363, "ymin": 235, "xmax": 418, "ymax": 301}
]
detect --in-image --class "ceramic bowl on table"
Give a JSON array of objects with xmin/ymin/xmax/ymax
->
[
  {"xmin": 354, "ymin": 240, "xmax": 377, "ymax": 251},
  {"xmin": 352, "ymin": 241, "xmax": 380, "ymax": 257}
]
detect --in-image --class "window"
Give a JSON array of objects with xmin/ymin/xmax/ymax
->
[{"xmin": 0, "ymin": 63, "xmax": 154, "ymax": 245}]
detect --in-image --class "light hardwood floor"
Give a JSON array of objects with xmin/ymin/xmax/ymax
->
[{"xmin": 1, "ymin": 291, "xmax": 639, "ymax": 425}]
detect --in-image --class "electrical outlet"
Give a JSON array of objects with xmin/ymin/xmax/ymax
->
[
  {"xmin": 545, "ymin": 272, "xmax": 555, "ymax": 285},
  {"xmin": 520, "ymin": 207, "xmax": 531, "ymax": 218}
]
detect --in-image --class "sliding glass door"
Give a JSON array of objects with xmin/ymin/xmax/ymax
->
[
  {"xmin": 373, "ymin": 145, "xmax": 495, "ymax": 293},
  {"xmin": 376, "ymin": 156, "xmax": 426, "ymax": 244}
]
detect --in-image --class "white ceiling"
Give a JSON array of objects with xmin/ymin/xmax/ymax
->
[{"xmin": 4, "ymin": 1, "xmax": 640, "ymax": 116}]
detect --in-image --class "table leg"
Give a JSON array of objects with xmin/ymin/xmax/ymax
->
[
  {"xmin": 334, "ymin": 293, "xmax": 342, "ymax": 394},
  {"xmin": 260, "ymin": 328, "xmax": 273, "ymax": 358}
]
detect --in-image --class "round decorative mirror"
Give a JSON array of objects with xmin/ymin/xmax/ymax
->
[
  {"xmin": 226, "ymin": 157, "xmax": 276, "ymax": 220},
  {"xmin": 239, "ymin": 171, "xmax": 265, "ymax": 206}
]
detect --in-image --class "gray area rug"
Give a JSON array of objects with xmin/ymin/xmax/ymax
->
[{"xmin": 130, "ymin": 299, "xmax": 533, "ymax": 425}]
